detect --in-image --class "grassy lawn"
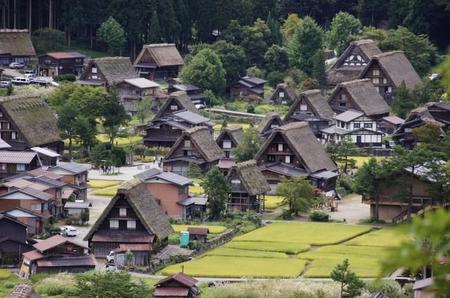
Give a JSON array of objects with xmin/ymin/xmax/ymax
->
[
  {"xmin": 224, "ymin": 240, "xmax": 310, "ymax": 254},
  {"xmin": 92, "ymin": 185, "xmax": 119, "ymax": 197},
  {"xmin": 347, "ymin": 156, "xmax": 386, "ymax": 168},
  {"xmin": 206, "ymin": 247, "xmax": 289, "ymax": 259},
  {"xmin": 88, "ymin": 179, "xmax": 121, "ymax": 189},
  {"xmin": 234, "ymin": 222, "xmax": 372, "ymax": 246},
  {"xmin": 172, "ymin": 224, "xmax": 227, "ymax": 234},
  {"xmin": 96, "ymin": 134, "xmax": 142, "ymax": 146},
  {"xmin": 265, "ymin": 195, "xmax": 285, "ymax": 209},
  {"xmin": 161, "ymin": 256, "xmax": 307, "ymax": 278},
  {"xmin": 0, "ymin": 269, "xmax": 22, "ymax": 297}
]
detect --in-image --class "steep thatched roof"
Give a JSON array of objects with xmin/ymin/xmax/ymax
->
[
  {"xmin": 360, "ymin": 51, "xmax": 421, "ymax": 89},
  {"xmin": 0, "ymin": 95, "xmax": 61, "ymax": 147},
  {"xmin": 0, "ymin": 29, "xmax": 36, "ymax": 56},
  {"xmin": 286, "ymin": 89, "xmax": 334, "ymax": 121},
  {"xmin": 269, "ymin": 83, "xmax": 297, "ymax": 103},
  {"xmin": 84, "ymin": 179, "xmax": 173, "ymax": 241},
  {"xmin": 256, "ymin": 122, "xmax": 337, "ymax": 173},
  {"xmin": 154, "ymin": 91, "xmax": 198, "ymax": 120},
  {"xmin": 216, "ymin": 125, "xmax": 243, "ymax": 146},
  {"xmin": 228, "ymin": 160, "xmax": 270, "ymax": 195},
  {"xmin": 331, "ymin": 79, "xmax": 390, "ymax": 116},
  {"xmin": 327, "ymin": 39, "xmax": 382, "ymax": 85},
  {"xmin": 135, "ymin": 43, "xmax": 184, "ymax": 67},
  {"xmin": 258, "ymin": 112, "xmax": 283, "ymax": 135},
  {"xmin": 166, "ymin": 126, "xmax": 225, "ymax": 162},
  {"xmin": 89, "ymin": 57, "xmax": 137, "ymax": 85}
]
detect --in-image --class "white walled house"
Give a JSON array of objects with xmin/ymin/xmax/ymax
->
[{"xmin": 321, "ymin": 110, "xmax": 384, "ymax": 147}]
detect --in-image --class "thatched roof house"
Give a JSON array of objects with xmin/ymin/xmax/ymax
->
[
  {"xmin": 79, "ymin": 57, "xmax": 137, "ymax": 87},
  {"xmin": 0, "ymin": 29, "xmax": 36, "ymax": 65},
  {"xmin": 216, "ymin": 125, "xmax": 243, "ymax": 158},
  {"xmin": 269, "ymin": 83, "xmax": 297, "ymax": 105},
  {"xmin": 154, "ymin": 91, "xmax": 198, "ymax": 120},
  {"xmin": 258, "ymin": 112, "xmax": 283, "ymax": 137},
  {"xmin": 327, "ymin": 39, "xmax": 382, "ymax": 86},
  {"xmin": 286, "ymin": 89, "xmax": 334, "ymax": 122},
  {"xmin": 134, "ymin": 43, "xmax": 184, "ymax": 80},
  {"xmin": 0, "ymin": 95, "xmax": 62, "ymax": 152},
  {"xmin": 328, "ymin": 79, "xmax": 390, "ymax": 118}
]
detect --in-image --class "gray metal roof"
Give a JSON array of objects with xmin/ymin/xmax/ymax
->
[
  {"xmin": 50, "ymin": 162, "xmax": 89, "ymax": 174},
  {"xmin": 124, "ymin": 78, "xmax": 160, "ymax": 89},
  {"xmin": 311, "ymin": 170, "xmax": 339, "ymax": 179},
  {"xmin": 64, "ymin": 202, "xmax": 89, "ymax": 209},
  {"xmin": 0, "ymin": 138, "xmax": 11, "ymax": 149},
  {"xmin": 0, "ymin": 151, "xmax": 36, "ymax": 164},
  {"xmin": 178, "ymin": 196, "xmax": 208, "ymax": 206},
  {"xmin": 0, "ymin": 187, "xmax": 52, "ymax": 201},
  {"xmin": 30, "ymin": 147, "xmax": 60, "ymax": 158},
  {"xmin": 135, "ymin": 168, "xmax": 192, "ymax": 186},
  {"xmin": 173, "ymin": 110, "xmax": 210, "ymax": 124},
  {"xmin": 172, "ymin": 84, "xmax": 201, "ymax": 92},
  {"xmin": 335, "ymin": 110, "xmax": 364, "ymax": 122},
  {"xmin": 27, "ymin": 175, "xmax": 66, "ymax": 188}
]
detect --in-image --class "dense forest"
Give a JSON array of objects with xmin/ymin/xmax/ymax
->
[{"xmin": 2, "ymin": 0, "xmax": 450, "ymax": 56}]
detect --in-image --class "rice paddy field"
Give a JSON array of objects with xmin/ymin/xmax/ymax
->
[{"xmin": 162, "ymin": 222, "xmax": 404, "ymax": 278}]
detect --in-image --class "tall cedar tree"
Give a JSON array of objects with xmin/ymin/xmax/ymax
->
[
  {"xmin": 97, "ymin": 16, "xmax": 126, "ymax": 55},
  {"xmin": 102, "ymin": 88, "xmax": 130, "ymax": 145},
  {"xmin": 201, "ymin": 167, "xmax": 230, "ymax": 220},
  {"xmin": 330, "ymin": 259, "xmax": 365, "ymax": 298}
]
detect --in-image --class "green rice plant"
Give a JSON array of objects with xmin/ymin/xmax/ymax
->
[
  {"xmin": 264, "ymin": 195, "xmax": 285, "ymax": 209},
  {"xmin": 88, "ymin": 179, "xmax": 121, "ymax": 189},
  {"xmin": 345, "ymin": 227, "xmax": 408, "ymax": 247},
  {"xmin": 225, "ymin": 241, "xmax": 310, "ymax": 254},
  {"xmin": 206, "ymin": 247, "xmax": 289, "ymax": 259},
  {"xmin": 92, "ymin": 186, "xmax": 118, "ymax": 197},
  {"xmin": 161, "ymin": 256, "xmax": 307, "ymax": 278}
]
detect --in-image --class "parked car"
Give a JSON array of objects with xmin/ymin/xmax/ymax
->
[
  {"xmin": 25, "ymin": 73, "xmax": 35, "ymax": 79},
  {"xmin": 0, "ymin": 81, "xmax": 11, "ymax": 88},
  {"xmin": 60, "ymin": 225, "xmax": 78, "ymax": 237},
  {"xmin": 106, "ymin": 251, "xmax": 115, "ymax": 263},
  {"xmin": 9, "ymin": 62, "xmax": 25, "ymax": 69},
  {"xmin": 11, "ymin": 77, "xmax": 30, "ymax": 85}
]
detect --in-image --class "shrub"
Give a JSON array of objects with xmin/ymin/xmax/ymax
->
[
  {"xmin": 246, "ymin": 105, "xmax": 255, "ymax": 113},
  {"xmin": 54, "ymin": 74, "xmax": 76, "ymax": 82},
  {"xmin": 336, "ymin": 174, "xmax": 354, "ymax": 197},
  {"xmin": 4, "ymin": 281, "xmax": 15, "ymax": 289},
  {"xmin": 188, "ymin": 240, "xmax": 201, "ymax": 250},
  {"xmin": 266, "ymin": 71, "xmax": 285, "ymax": 87},
  {"xmin": 365, "ymin": 280, "xmax": 404, "ymax": 298},
  {"xmin": 309, "ymin": 211, "xmax": 330, "ymax": 222},
  {"xmin": 34, "ymin": 273, "xmax": 77, "ymax": 297}
]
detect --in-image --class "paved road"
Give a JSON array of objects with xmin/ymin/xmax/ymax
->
[
  {"xmin": 328, "ymin": 194, "xmax": 370, "ymax": 223},
  {"xmin": 87, "ymin": 162, "xmax": 160, "ymax": 181}
]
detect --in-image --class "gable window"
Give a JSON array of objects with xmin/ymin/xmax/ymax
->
[
  {"xmin": 383, "ymin": 78, "xmax": 387, "ymax": 84},
  {"xmin": 279, "ymin": 92, "xmax": 285, "ymax": 98},
  {"xmin": 92, "ymin": 67, "xmax": 97, "ymax": 74},
  {"xmin": 0, "ymin": 111, "xmax": 3, "ymax": 118},
  {"xmin": 183, "ymin": 150, "xmax": 192, "ymax": 156},
  {"xmin": 277, "ymin": 143, "xmax": 283, "ymax": 152},
  {"xmin": 267, "ymin": 155, "xmax": 275, "ymax": 162},
  {"xmin": 285, "ymin": 155, "xmax": 291, "ymax": 164},
  {"xmin": 16, "ymin": 164, "xmax": 26, "ymax": 171},
  {"xmin": 353, "ymin": 122, "xmax": 361, "ymax": 129},
  {"xmin": 340, "ymin": 122, "xmax": 345, "ymax": 128},
  {"xmin": 372, "ymin": 78, "xmax": 380, "ymax": 84},
  {"xmin": 231, "ymin": 179, "xmax": 241, "ymax": 185},
  {"xmin": 223, "ymin": 140, "xmax": 232, "ymax": 149},
  {"xmin": 372, "ymin": 69, "xmax": 380, "ymax": 76},
  {"xmin": 91, "ymin": 75, "xmax": 98, "ymax": 79},
  {"xmin": 364, "ymin": 123, "xmax": 373, "ymax": 129},
  {"xmin": 184, "ymin": 140, "xmax": 191, "ymax": 148},
  {"xmin": 109, "ymin": 219, "xmax": 119, "ymax": 229},
  {"xmin": 119, "ymin": 208, "xmax": 127, "ymax": 217},
  {"xmin": 127, "ymin": 220, "xmax": 136, "ymax": 230},
  {"xmin": 170, "ymin": 105, "xmax": 178, "ymax": 111},
  {"xmin": 339, "ymin": 102, "xmax": 346, "ymax": 107},
  {"xmin": 270, "ymin": 124, "xmax": 279, "ymax": 129},
  {"xmin": 11, "ymin": 131, "xmax": 17, "ymax": 139},
  {"xmin": 300, "ymin": 104, "xmax": 307, "ymax": 111}
]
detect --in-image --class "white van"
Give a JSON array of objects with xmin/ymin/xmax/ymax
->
[{"xmin": 11, "ymin": 77, "xmax": 30, "ymax": 85}]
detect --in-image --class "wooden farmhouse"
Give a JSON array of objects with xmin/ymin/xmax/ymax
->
[
  {"xmin": 362, "ymin": 163, "xmax": 450, "ymax": 223},
  {"xmin": 116, "ymin": 78, "xmax": 160, "ymax": 115},
  {"xmin": 0, "ymin": 151, "xmax": 39, "ymax": 180},
  {"xmin": 327, "ymin": 39, "xmax": 382, "ymax": 87},
  {"xmin": 38, "ymin": 52, "xmax": 85, "ymax": 77},
  {"xmin": 227, "ymin": 160, "xmax": 270, "ymax": 213},
  {"xmin": 153, "ymin": 272, "xmax": 200, "ymax": 298},
  {"xmin": 321, "ymin": 110, "xmax": 384, "ymax": 147},
  {"xmin": 78, "ymin": 57, "xmax": 137, "ymax": 87},
  {"xmin": 84, "ymin": 179, "xmax": 173, "ymax": 263},
  {"xmin": 258, "ymin": 112, "xmax": 284, "ymax": 137},
  {"xmin": 378, "ymin": 115, "xmax": 405, "ymax": 135},
  {"xmin": 168, "ymin": 83, "xmax": 207, "ymax": 107},
  {"xmin": 163, "ymin": 126, "xmax": 225, "ymax": 177},
  {"xmin": 285, "ymin": 89, "xmax": 335, "ymax": 137},
  {"xmin": 393, "ymin": 102, "xmax": 450, "ymax": 148},
  {"xmin": 0, "ymin": 29, "xmax": 36, "ymax": 66},
  {"xmin": 0, "ymin": 214, "xmax": 33, "ymax": 265},
  {"xmin": 359, "ymin": 51, "xmax": 421, "ymax": 105},
  {"xmin": 230, "ymin": 76, "xmax": 266, "ymax": 100},
  {"xmin": 2, "ymin": 207, "xmax": 49, "ymax": 236},
  {"xmin": 328, "ymin": 79, "xmax": 390, "ymax": 119},
  {"xmin": 47, "ymin": 163, "xmax": 89, "ymax": 201},
  {"xmin": 215, "ymin": 125, "xmax": 243, "ymax": 158},
  {"xmin": 135, "ymin": 168, "xmax": 200, "ymax": 220},
  {"xmin": 187, "ymin": 227, "xmax": 209, "ymax": 243},
  {"xmin": 256, "ymin": 122, "xmax": 338, "ymax": 191},
  {"xmin": 143, "ymin": 92, "xmax": 212, "ymax": 148},
  {"xmin": 0, "ymin": 187, "xmax": 53, "ymax": 219},
  {"xmin": 0, "ymin": 95, "xmax": 63, "ymax": 153},
  {"xmin": 20, "ymin": 235, "xmax": 95, "ymax": 277},
  {"xmin": 269, "ymin": 83, "xmax": 297, "ymax": 105},
  {"xmin": 134, "ymin": 43, "xmax": 184, "ymax": 80}
]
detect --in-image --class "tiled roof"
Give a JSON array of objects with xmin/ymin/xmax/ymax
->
[{"xmin": 0, "ymin": 151, "xmax": 36, "ymax": 164}]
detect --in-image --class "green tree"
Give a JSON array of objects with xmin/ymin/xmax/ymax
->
[
  {"xmin": 148, "ymin": 10, "xmax": 162, "ymax": 43},
  {"xmin": 276, "ymin": 177, "xmax": 316, "ymax": 217},
  {"xmin": 281, "ymin": 13, "xmax": 302, "ymax": 45},
  {"xmin": 201, "ymin": 167, "xmax": 230, "ymax": 220},
  {"xmin": 327, "ymin": 12, "xmax": 362, "ymax": 55},
  {"xmin": 75, "ymin": 271, "xmax": 148, "ymax": 298},
  {"xmin": 436, "ymin": 51, "xmax": 450, "ymax": 96},
  {"xmin": 311, "ymin": 49, "xmax": 327, "ymax": 88},
  {"xmin": 56, "ymin": 101, "xmax": 79, "ymax": 159},
  {"xmin": 232, "ymin": 127, "xmax": 263, "ymax": 162},
  {"xmin": 382, "ymin": 209, "xmax": 450, "ymax": 296},
  {"xmin": 187, "ymin": 163, "xmax": 202, "ymax": 179},
  {"xmin": 210, "ymin": 41, "xmax": 247, "ymax": 88},
  {"xmin": 357, "ymin": 0, "xmax": 390, "ymax": 27},
  {"xmin": 288, "ymin": 16, "xmax": 323, "ymax": 75},
  {"xmin": 101, "ymin": 88, "xmax": 130, "ymax": 145},
  {"xmin": 97, "ymin": 16, "xmax": 126, "ymax": 55},
  {"xmin": 240, "ymin": 20, "xmax": 270, "ymax": 67},
  {"xmin": 328, "ymin": 140, "xmax": 360, "ymax": 174},
  {"xmin": 391, "ymin": 83, "xmax": 415, "ymax": 118},
  {"xmin": 264, "ymin": 45, "xmax": 289, "ymax": 73},
  {"xmin": 136, "ymin": 97, "xmax": 153, "ymax": 124},
  {"xmin": 330, "ymin": 259, "xmax": 365, "ymax": 298},
  {"xmin": 31, "ymin": 28, "xmax": 66, "ymax": 54},
  {"xmin": 267, "ymin": 11, "xmax": 282, "ymax": 45},
  {"xmin": 427, "ymin": 162, "xmax": 450, "ymax": 205},
  {"xmin": 181, "ymin": 48, "xmax": 226, "ymax": 95}
]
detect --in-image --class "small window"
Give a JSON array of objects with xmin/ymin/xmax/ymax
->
[
  {"xmin": 31, "ymin": 204, "xmax": 41, "ymax": 211},
  {"xmin": 127, "ymin": 220, "xmax": 136, "ymax": 230},
  {"xmin": 279, "ymin": 92, "xmax": 285, "ymax": 98},
  {"xmin": 353, "ymin": 123, "xmax": 361, "ymax": 129},
  {"xmin": 109, "ymin": 219, "xmax": 119, "ymax": 229},
  {"xmin": 231, "ymin": 179, "xmax": 241, "ymax": 185},
  {"xmin": 300, "ymin": 104, "xmax": 307, "ymax": 111},
  {"xmin": 340, "ymin": 122, "xmax": 345, "ymax": 128},
  {"xmin": 92, "ymin": 67, "xmax": 97, "ymax": 74},
  {"xmin": 270, "ymin": 124, "xmax": 279, "ymax": 129},
  {"xmin": 285, "ymin": 155, "xmax": 291, "ymax": 164},
  {"xmin": 0, "ymin": 112, "xmax": 3, "ymax": 117},
  {"xmin": 267, "ymin": 155, "xmax": 275, "ymax": 162},
  {"xmin": 223, "ymin": 140, "xmax": 232, "ymax": 149},
  {"xmin": 91, "ymin": 75, "xmax": 98, "ymax": 79},
  {"xmin": 383, "ymin": 78, "xmax": 387, "ymax": 84},
  {"xmin": 339, "ymin": 102, "xmax": 346, "ymax": 107},
  {"xmin": 372, "ymin": 69, "xmax": 380, "ymax": 76},
  {"xmin": 277, "ymin": 143, "xmax": 283, "ymax": 152},
  {"xmin": 16, "ymin": 164, "xmax": 26, "ymax": 171},
  {"xmin": 372, "ymin": 78, "xmax": 380, "ymax": 84},
  {"xmin": 119, "ymin": 208, "xmax": 127, "ymax": 217},
  {"xmin": 11, "ymin": 131, "xmax": 17, "ymax": 139},
  {"xmin": 364, "ymin": 123, "xmax": 373, "ymax": 129},
  {"xmin": 184, "ymin": 140, "xmax": 191, "ymax": 147},
  {"xmin": 170, "ymin": 105, "xmax": 178, "ymax": 111},
  {"xmin": 387, "ymin": 86, "xmax": 392, "ymax": 93}
]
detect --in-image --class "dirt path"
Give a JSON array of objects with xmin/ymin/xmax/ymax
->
[{"xmin": 328, "ymin": 193, "xmax": 370, "ymax": 224}]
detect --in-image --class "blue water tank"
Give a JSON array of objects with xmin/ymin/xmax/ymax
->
[{"xmin": 180, "ymin": 231, "xmax": 189, "ymax": 247}]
